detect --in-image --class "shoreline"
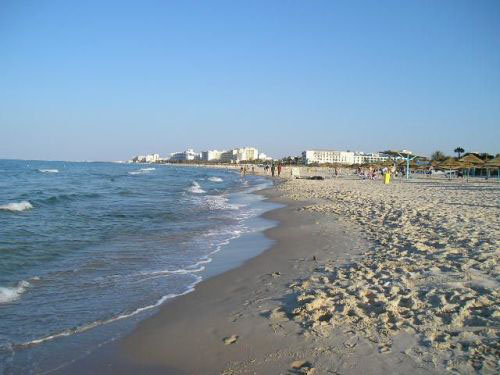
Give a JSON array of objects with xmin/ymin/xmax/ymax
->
[
  {"xmin": 56, "ymin": 183, "xmax": 429, "ymax": 375},
  {"xmin": 54, "ymin": 185, "xmax": 333, "ymax": 374},
  {"xmin": 55, "ymin": 177, "xmax": 499, "ymax": 374}
]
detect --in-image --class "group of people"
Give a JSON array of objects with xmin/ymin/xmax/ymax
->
[
  {"xmin": 239, "ymin": 165, "xmax": 255, "ymax": 176},
  {"xmin": 264, "ymin": 163, "xmax": 282, "ymax": 177},
  {"xmin": 356, "ymin": 165, "xmax": 397, "ymax": 183},
  {"xmin": 239, "ymin": 164, "xmax": 283, "ymax": 177}
]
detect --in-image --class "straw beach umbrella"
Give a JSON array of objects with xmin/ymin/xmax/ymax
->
[
  {"xmin": 483, "ymin": 156, "xmax": 500, "ymax": 180},
  {"xmin": 459, "ymin": 154, "xmax": 484, "ymax": 178},
  {"xmin": 438, "ymin": 158, "xmax": 461, "ymax": 169},
  {"xmin": 459, "ymin": 154, "xmax": 484, "ymax": 166},
  {"xmin": 438, "ymin": 158, "xmax": 461, "ymax": 178}
]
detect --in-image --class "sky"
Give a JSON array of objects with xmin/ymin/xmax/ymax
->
[{"xmin": 1, "ymin": 0, "xmax": 499, "ymax": 161}]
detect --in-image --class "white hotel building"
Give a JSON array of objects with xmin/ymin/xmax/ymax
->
[
  {"xmin": 302, "ymin": 150, "xmax": 390, "ymax": 165},
  {"xmin": 169, "ymin": 148, "xmax": 200, "ymax": 161},
  {"xmin": 302, "ymin": 150, "xmax": 355, "ymax": 165},
  {"xmin": 201, "ymin": 150, "xmax": 224, "ymax": 162},
  {"xmin": 220, "ymin": 147, "xmax": 259, "ymax": 163}
]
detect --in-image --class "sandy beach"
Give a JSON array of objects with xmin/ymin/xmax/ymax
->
[{"xmin": 59, "ymin": 176, "xmax": 499, "ymax": 374}]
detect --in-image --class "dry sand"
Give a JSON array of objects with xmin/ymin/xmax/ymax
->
[
  {"xmin": 57, "ymin": 177, "xmax": 499, "ymax": 374},
  {"xmin": 279, "ymin": 177, "xmax": 499, "ymax": 374}
]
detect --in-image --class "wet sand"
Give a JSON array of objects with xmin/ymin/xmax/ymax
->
[{"xmin": 58, "ymin": 177, "xmax": 499, "ymax": 374}]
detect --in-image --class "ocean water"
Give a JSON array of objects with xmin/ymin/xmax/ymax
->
[{"xmin": 0, "ymin": 160, "xmax": 278, "ymax": 373}]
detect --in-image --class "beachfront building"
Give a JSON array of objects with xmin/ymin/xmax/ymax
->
[
  {"xmin": 169, "ymin": 148, "xmax": 200, "ymax": 161},
  {"xmin": 302, "ymin": 150, "xmax": 355, "ymax": 165},
  {"xmin": 220, "ymin": 147, "xmax": 259, "ymax": 163},
  {"xmin": 131, "ymin": 154, "xmax": 161, "ymax": 163},
  {"xmin": 352, "ymin": 152, "xmax": 390, "ymax": 165},
  {"xmin": 201, "ymin": 150, "xmax": 224, "ymax": 162},
  {"xmin": 145, "ymin": 153, "xmax": 160, "ymax": 163}
]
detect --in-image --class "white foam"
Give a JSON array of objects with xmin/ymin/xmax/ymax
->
[
  {"xmin": 204, "ymin": 195, "xmax": 241, "ymax": 210},
  {"xmin": 128, "ymin": 167, "xmax": 155, "ymax": 175},
  {"xmin": 0, "ymin": 201, "xmax": 33, "ymax": 212},
  {"xmin": 187, "ymin": 181, "xmax": 206, "ymax": 194},
  {"xmin": 0, "ymin": 281, "xmax": 30, "ymax": 304},
  {"xmin": 38, "ymin": 169, "xmax": 59, "ymax": 173},
  {"xmin": 137, "ymin": 265, "xmax": 205, "ymax": 277},
  {"xmin": 208, "ymin": 177, "xmax": 223, "ymax": 182}
]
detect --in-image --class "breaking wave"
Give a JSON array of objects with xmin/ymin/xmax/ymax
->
[
  {"xmin": 128, "ymin": 167, "xmax": 155, "ymax": 175},
  {"xmin": 38, "ymin": 169, "xmax": 59, "ymax": 173},
  {"xmin": 208, "ymin": 177, "xmax": 223, "ymax": 182},
  {"xmin": 0, "ymin": 281, "xmax": 30, "ymax": 304},
  {"xmin": 187, "ymin": 181, "xmax": 206, "ymax": 194},
  {"xmin": 0, "ymin": 201, "xmax": 33, "ymax": 212},
  {"xmin": 204, "ymin": 195, "xmax": 241, "ymax": 210}
]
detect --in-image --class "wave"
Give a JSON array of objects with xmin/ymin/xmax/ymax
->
[
  {"xmin": 204, "ymin": 195, "xmax": 241, "ymax": 210},
  {"xmin": 0, "ymin": 201, "xmax": 33, "ymax": 212},
  {"xmin": 208, "ymin": 177, "xmax": 223, "ymax": 182},
  {"xmin": 137, "ymin": 265, "xmax": 205, "ymax": 278},
  {"xmin": 186, "ymin": 181, "xmax": 206, "ymax": 194},
  {"xmin": 38, "ymin": 169, "xmax": 59, "ymax": 173},
  {"xmin": 0, "ymin": 281, "xmax": 30, "ymax": 304},
  {"xmin": 17, "ymin": 278, "xmax": 201, "ymax": 349},
  {"xmin": 128, "ymin": 167, "xmax": 155, "ymax": 175}
]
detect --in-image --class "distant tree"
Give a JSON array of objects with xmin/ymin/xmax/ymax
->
[
  {"xmin": 431, "ymin": 151, "xmax": 446, "ymax": 161},
  {"xmin": 454, "ymin": 147, "xmax": 465, "ymax": 159}
]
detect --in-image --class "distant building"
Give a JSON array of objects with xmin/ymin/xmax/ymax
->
[
  {"xmin": 302, "ymin": 150, "xmax": 355, "ymax": 165},
  {"xmin": 130, "ymin": 153, "xmax": 161, "ymax": 163},
  {"xmin": 132, "ymin": 155, "xmax": 146, "ymax": 163},
  {"xmin": 201, "ymin": 150, "xmax": 224, "ymax": 162},
  {"xmin": 220, "ymin": 147, "xmax": 259, "ymax": 163},
  {"xmin": 145, "ymin": 154, "xmax": 160, "ymax": 163},
  {"xmin": 170, "ymin": 148, "xmax": 200, "ymax": 161},
  {"xmin": 352, "ymin": 152, "xmax": 389, "ymax": 165}
]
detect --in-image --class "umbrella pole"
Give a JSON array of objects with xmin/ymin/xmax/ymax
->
[{"xmin": 406, "ymin": 157, "xmax": 409, "ymax": 180}]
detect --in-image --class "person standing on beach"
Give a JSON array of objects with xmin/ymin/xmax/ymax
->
[
  {"xmin": 277, "ymin": 164, "xmax": 282, "ymax": 176},
  {"xmin": 271, "ymin": 164, "xmax": 275, "ymax": 177}
]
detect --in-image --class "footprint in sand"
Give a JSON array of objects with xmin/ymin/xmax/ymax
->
[
  {"xmin": 344, "ymin": 336, "xmax": 359, "ymax": 349},
  {"xmin": 223, "ymin": 335, "xmax": 239, "ymax": 345},
  {"xmin": 291, "ymin": 359, "xmax": 312, "ymax": 369}
]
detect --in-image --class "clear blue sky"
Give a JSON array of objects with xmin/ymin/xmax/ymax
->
[{"xmin": 1, "ymin": 0, "xmax": 499, "ymax": 161}]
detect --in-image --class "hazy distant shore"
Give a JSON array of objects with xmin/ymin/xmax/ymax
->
[{"xmin": 58, "ymin": 176, "xmax": 498, "ymax": 374}]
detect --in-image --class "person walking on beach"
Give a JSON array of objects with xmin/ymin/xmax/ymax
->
[
  {"xmin": 271, "ymin": 164, "xmax": 275, "ymax": 177},
  {"xmin": 277, "ymin": 164, "xmax": 282, "ymax": 177}
]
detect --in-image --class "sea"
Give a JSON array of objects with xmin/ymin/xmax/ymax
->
[{"xmin": 0, "ymin": 160, "xmax": 279, "ymax": 374}]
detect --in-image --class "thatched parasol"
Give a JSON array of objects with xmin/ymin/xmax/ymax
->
[
  {"xmin": 483, "ymin": 156, "xmax": 500, "ymax": 168},
  {"xmin": 438, "ymin": 158, "xmax": 461, "ymax": 170},
  {"xmin": 483, "ymin": 156, "xmax": 500, "ymax": 180},
  {"xmin": 459, "ymin": 154, "xmax": 484, "ymax": 166}
]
